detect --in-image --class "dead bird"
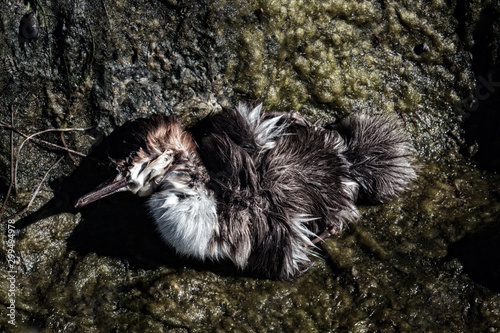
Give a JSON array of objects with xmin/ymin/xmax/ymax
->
[{"xmin": 75, "ymin": 102, "xmax": 418, "ymax": 280}]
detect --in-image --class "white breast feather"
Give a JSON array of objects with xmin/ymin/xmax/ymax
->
[{"xmin": 147, "ymin": 178, "xmax": 220, "ymax": 260}]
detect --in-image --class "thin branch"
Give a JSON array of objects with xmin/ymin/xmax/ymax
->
[
  {"xmin": 0, "ymin": 156, "xmax": 64, "ymax": 225},
  {"xmin": 13, "ymin": 127, "xmax": 89, "ymax": 190},
  {"xmin": 0, "ymin": 121, "xmax": 89, "ymax": 158},
  {"xmin": 60, "ymin": 130, "xmax": 78, "ymax": 165}
]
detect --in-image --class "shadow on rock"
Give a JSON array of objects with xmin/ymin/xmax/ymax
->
[
  {"xmin": 447, "ymin": 218, "xmax": 500, "ymax": 293},
  {"xmin": 458, "ymin": 2, "xmax": 500, "ymax": 173}
]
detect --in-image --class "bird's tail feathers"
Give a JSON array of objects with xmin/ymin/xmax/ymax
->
[{"xmin": 334, "ymin": 113, "xmax": 419, "ymax": 203}]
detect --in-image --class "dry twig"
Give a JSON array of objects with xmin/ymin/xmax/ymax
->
[
  {"xmin": 0, "ymin": 156, "xmax": 64, "ymax": 225},
  {"xmin": 0, "ymin": 108, "xmax": 91, "ymax": 223},
  {"xmin": 13, "ymin": 127, "xmax": 89, "ymax": 191},
  {"xmin": 0, "ymin": 121, "xmax": 88, "ymax": 158}
]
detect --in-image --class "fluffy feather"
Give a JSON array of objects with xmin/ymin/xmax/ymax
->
[
  {"xmin": 332, "ymin": 113, "xmax": 418, "ymax": 203},
  {"xmin": 76, "ymin": 102, "xmax": 419, "ymax": 280},
  {"xmin": 197, "ymin": 111, "xmax": 363, "ymax": 279},
  {"xmin": 148, "ymin": 172, "xmax": 219, "ymax": 259}
]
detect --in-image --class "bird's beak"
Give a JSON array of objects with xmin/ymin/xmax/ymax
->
[{"xmin": 75, "ymin": 176, "xmax": 129, "ymax": 208}]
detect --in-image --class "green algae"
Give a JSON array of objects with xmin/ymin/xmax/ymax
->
[{"xmin": 1, "ymin": 0, "xmax": 500, "ymax": 332}]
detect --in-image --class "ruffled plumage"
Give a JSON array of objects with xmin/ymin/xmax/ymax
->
[{"xmin": 76, "ymin": 102, "xmax": 418, "ymax": 280}]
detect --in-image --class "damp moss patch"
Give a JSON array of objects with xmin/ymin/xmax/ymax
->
[{"xmin": 1, "ymin": 0, "xmax": 500, "ymax": 332}]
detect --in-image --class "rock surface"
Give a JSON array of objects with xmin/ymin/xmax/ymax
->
[{"xmin": 1, "ymin": 0, "xmax": 499, "ymax": 331}]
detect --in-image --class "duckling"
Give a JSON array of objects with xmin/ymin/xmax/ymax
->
[{"xmin": 75, "ymin": 102, "xmax": 418, "ymax": 280}]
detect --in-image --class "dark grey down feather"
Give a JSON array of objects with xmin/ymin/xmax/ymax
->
[
  {"xmin": 192, "ymin": 104, "xmax": 417, "ymax": 279},
  {"xmin": 76, "ymin": 102, "xmax": 418, "ymax": 280}
]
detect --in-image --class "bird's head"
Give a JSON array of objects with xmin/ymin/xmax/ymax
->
[{"xmin": 75, "ymin": 114, "xmax": 200, "ymax": 207}]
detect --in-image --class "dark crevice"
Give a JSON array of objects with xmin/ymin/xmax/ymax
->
[{"xmin": 459, "ymin": 3, "xmax": 500, "ymax": 172}]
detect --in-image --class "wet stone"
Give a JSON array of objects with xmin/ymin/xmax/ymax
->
[{"xmin": 1, "ymin": 0, "xmax": 500, "ymax": 332}]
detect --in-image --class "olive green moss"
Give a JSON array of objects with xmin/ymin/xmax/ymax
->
[{"xmin": 1, "ymin": 0, "xmax": 500, "ymax": 332}]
